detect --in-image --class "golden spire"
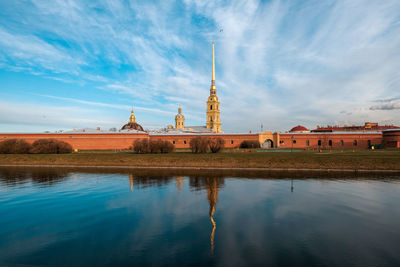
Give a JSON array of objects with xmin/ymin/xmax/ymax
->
[
  {"xmin": 212, "ymin": 40, "xmax": 215, "ymax": 83},
  {"xmin": 210, "ymin": 41, "xmax": 216, "ymax": 95},
  {"xmin": 129, "ymin": 108, "xmax": 136, "ymax": 123}
]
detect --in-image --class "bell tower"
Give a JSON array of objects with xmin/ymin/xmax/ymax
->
[
  {"xmin": 206, "ymin": 41, "xmax": 222, "ymax": 133},
  {"xmin": 175, "ymin": 107, "xmax": 185, "ymax": 129}
]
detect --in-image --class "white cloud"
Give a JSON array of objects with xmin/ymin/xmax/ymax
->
[{"xmin": 1, "ymin": 0, "xmax": 400, "ymax": 132}]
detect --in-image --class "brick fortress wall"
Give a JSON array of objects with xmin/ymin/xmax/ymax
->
[{"xmin": 0, "ymin": 131, "xmax": 396, "ymax": 150}]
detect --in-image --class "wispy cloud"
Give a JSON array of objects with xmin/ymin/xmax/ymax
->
[
  {"xmin": 370, "ymin": 97, "xmax": 400, "ymax": 110},
  {"xmin": 38, "ymin": 94, "xmax": 176, "ymax": 116},
  {"xmin": 0, "ymin": 0, "xmax": 400, "ymax": 132}
]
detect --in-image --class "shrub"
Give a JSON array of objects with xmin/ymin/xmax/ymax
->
[
  {"xmin": 159, "ymin": 140, "xmax": 174, "ymax": 153},
  {"xmin": 150, "ymin": 139, "xmax": 162, "ymax": 154},
  {"xmin": 0, "ymin": 139, "xmax": 32, "ymax": 154},
  {"xmin": 189, "ymin": 137, "xmax": 210, "ymax": 153},
  {"xmin": 30, "ymin": 139, "xmax": 73, "ymax": 154},
  {"xmin": 209, "ymin": 137, "xmax": 225, "ymax": 153},
  {"xmin": 133, "ymin": 139, "xmax": 174, "ymax": 154},
  {"xmin": 133, "ymin": 139, "xmax": 150, "ymax": 153},
  {"xmin": 239, "ymin": 140, "xmax": 260, "ymax": 149}
]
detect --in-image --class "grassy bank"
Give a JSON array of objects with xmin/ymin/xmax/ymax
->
[{"xmin": 0, "ymin": 150, "xmax": 399, "ymax": 170}]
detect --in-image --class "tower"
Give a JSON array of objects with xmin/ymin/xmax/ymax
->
[
  {"xmin": 175, "ymin": 107, "xmax": 185, "ymax": 129},
  {"xmin": 129, "ymin": 108, "xmax": 136, "ymax": 123},
  {"xmin": 121, "ymin": 108, "xmax": 144, "ymax": 131},
  {"xmin": 206, "ymin": 41, "xmax": 222, "ymax": 133}
]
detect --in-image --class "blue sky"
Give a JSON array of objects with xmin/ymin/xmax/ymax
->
[{"xmin": 0, "ymin": 0, "xmax": 399, "ymax": 133}]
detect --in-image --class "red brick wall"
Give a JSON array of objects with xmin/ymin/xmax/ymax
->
[
  {"xmin": 279, "ymin": 133, "xmax": 382, "ymax": 149},
  {"xmin": 0, "ymin": 133, "xmax": 149, "ymax": 150},
  {"xmin": 383, "ymin": 131, "xmax": 400, "ymax": 148},
  {"xmin": 0, "ymin": 132, "xmax": 389, "ymax": 150},
  {"xmin": 0, "ymin": 132, "xmax": 258, "ymax": 150},
  {"xmin": 149, "ymin": 134, "xmax": 258, "ymax": 149}
]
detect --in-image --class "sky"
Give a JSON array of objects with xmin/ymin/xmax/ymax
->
[{"xmin": 0, "ymin": 0, "xmax": 400, "ymax": 133}]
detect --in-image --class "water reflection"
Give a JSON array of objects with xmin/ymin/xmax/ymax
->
[
  {"xmin": 1, "ymin": 167, "xmax": 400, "ymax": 266},
  {"xmin": 176, "ymin": 176, "xmax": 184, "ymax": 193},
  {"xmin": 0, "ymin": 167, "xmax": 69, "ymax": 187},
  {"xmin": 204, "ymin": 177, "xmax": 222, "ymax": 255},
  {"xmin": 127, "ymin": 172, "xmax": 223, "ymax": 254}
]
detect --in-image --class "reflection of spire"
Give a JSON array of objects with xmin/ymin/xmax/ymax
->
[
  {"xmin": 210, "ymin": 206, "xmax": 216, "ymax": 256},
  {"xmin": 129, "ymin": 174, "xmax": 134, "ymax": 192},
  {"xmin": 206, "ymin": 177, "xmax": 219, "ymax": 256},
  {"xmin": 176, "ymin": 177, "xmax": 184, "ymax": 192},
  {"xmin": 291, "ymin": 179, "xmax": 294, "ymax": 193}
]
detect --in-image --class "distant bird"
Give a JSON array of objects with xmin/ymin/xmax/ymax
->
[{"xmin": 219, "ymin": 29, "xmax": 223, "ymax": 32}]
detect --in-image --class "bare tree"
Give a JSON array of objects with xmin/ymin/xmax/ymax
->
[{"xmin": 209, "ymin": 137, "xmax": 225, "ymax": 153}]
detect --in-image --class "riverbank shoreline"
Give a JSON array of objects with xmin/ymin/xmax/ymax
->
[
  {"xmin": 1, "ymin": 150, "xmax": 400, "ymax": 171},
  {"xmin": 1, "ymin": 164, "xmax": 400, "ymax": 173}
]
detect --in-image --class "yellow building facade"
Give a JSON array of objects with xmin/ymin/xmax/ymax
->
[
  {"xmin": 175, "ymin": 107, "xmax": 185, "ymax": 129},
  {"xmin": 206, "ymin": 41, "xmax": 222, "ymax": 133}
]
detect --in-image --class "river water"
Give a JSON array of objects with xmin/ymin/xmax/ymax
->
[{"xmin": 1, "ymin": 167, "xmax": 400, "ymax": 266}]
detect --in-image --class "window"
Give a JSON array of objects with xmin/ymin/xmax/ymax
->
[
  {"xmin": 367, "ymin": 140, "xmax": 371, "ymax": 147},
  {"xmin": 306, "ymin": 140, "xmax": 310, "ymax": 146},
  {"xmin": 210, "ymin": 105, "xmax": 213, "ymax": 110},
  {"xmin": 318, "ymin": 140, "xmax": 322, "ymax": 146},
  {"xmin": 340, "ymin": 140, "xmax": 344, "ymax": 146},
  {"xmin": 329, "ymin": 140, "xmax": 332, "ymax": 146},
  {"xmin": 293, "ymin": 140, "xmax": 296, "ymax": 144},
  {"xmin": 184, "ymin": 140, "xmax": 187, "ymax": 144},
  {"xmin": 353, "ymin": 140, "xmax": 357, "ymax": 146},
  {"xmin": 172, "ymin": 141, "xmax": 175, "ymax": 144},
  {"xmin": 230, "ymin": 140, "xmax": 234, "ymax": 144}
]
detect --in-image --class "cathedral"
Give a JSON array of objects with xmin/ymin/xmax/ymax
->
[
  {"xmin": 4, "ymin": 40, "xmax": 398, "ymax": 150},
  {"xmin": 169, "ymin": 41, "xmax": 222, "ymax": 133},
  {"xmin": 120, "ymin": 41, "xmax": 224, "ymax": 134}
]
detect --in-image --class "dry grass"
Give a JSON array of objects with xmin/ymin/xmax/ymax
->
[{"xmin": 0, "ymin": 149, "xmax": 399, "ymax": 170}]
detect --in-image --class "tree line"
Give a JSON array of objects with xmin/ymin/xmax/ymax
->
[{"xmin": 0, "ymin": 139, "xmax": 73, "ymax": 154}]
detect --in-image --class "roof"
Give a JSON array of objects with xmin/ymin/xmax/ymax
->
[
  {"xmin": 312, "ymin": 124, "xmax": 400, "ymax": 132},
  {"xmin": 290, "ymin": 125, "xmax": 309, "ymax": 132},
  {"xmin": 281, "ymin": 131, "xmax": 382, "ymax": 135},
  {"xmin": 382, "ymin": 129, "xmax": 400, "ymax": 133},
  {"xmin": 121, "ymin": 122, "xmax": 144, "ymax": 131}
]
